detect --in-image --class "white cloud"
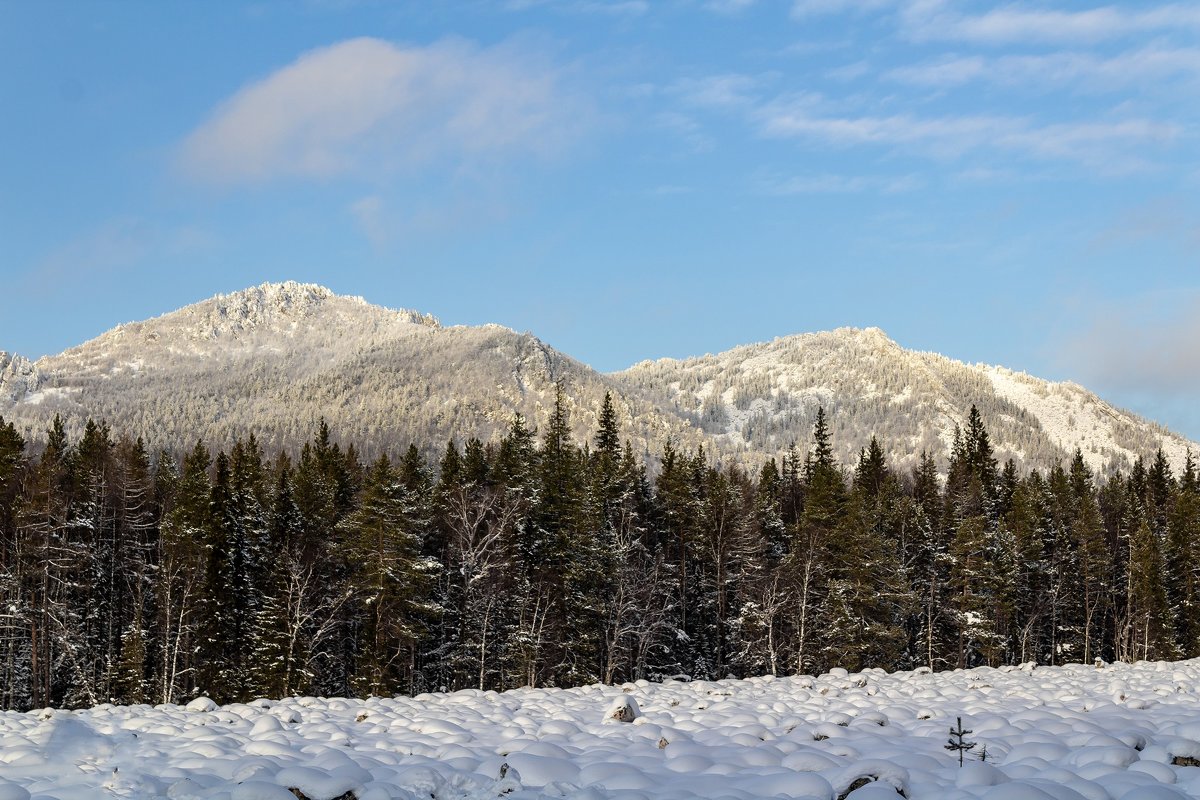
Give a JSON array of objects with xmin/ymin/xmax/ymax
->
[
  {"xmin": 826, "ymin": 60, "xmax": 872, "ymax": 81},
  {"xmin": 756, "ymin": 95, "xmax": 1179, "ymax": 168},
  {"xmin": 885, "ymin": 55, "xmax": 987, "ymax": 88},
  {"xmin": 888, "ymin": 46, "xmax": 1200, "ymax": 91},
  {"xmin": 760, "ymin": 172, "xmax": 923, "ymax": 193},
  {"xmin": 504, "ymin": 0, "xmax": 647, "ymax": 15},
  {"xmin": 179, "ymin": 37, "xmax": 584, "ymax": 184},
  {"xmin": 789, "ymin": 1, "xmax": 1200, "ymax": 45},
  {"xmin": 901, "ymin": 1, "xmax": 1200, "ymax": 45},
  {"xmin": 671, "ymin": 74, "xmax": 763, "ymax": 109},
  {"xmin": 791, "ymin": 0, "xmax": 895, "ymax": 19},
  {"xmin": 706, "ymin": 0, "xmax": 756, "ymax": 14}
]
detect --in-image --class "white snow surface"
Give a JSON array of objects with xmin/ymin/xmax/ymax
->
[{"xmin": 4, "ymin": 660, "xmax": 1200, "ymax": 799}]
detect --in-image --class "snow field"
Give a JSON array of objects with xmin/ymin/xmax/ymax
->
[{"xmin": 2, "ymin": 660, "xmax": 1200, "ymax": 799}]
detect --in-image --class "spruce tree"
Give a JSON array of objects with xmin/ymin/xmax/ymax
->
[
  {"xmin": 156, "ymin": 441, "xmax": 210, "ymax": 703},
  {"xmin": 1166, "ymin": 454, "xmax": 1200, "ymax": 656},
  {"xmin": 340, "ymin": 454, "xmax": 429, "ymax": 695}
]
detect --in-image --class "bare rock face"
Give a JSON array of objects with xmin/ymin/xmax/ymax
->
[{"xmin": 0, "ymin": 352, "xmax": 39, "ymax": 403}]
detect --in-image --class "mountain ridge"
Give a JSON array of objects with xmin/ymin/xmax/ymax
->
[{"xmin": 1, "ymin": 282, "xmax": 1192, "ymax": 474}]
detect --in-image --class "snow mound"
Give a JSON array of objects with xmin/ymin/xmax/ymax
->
[{"xmin": 2, "ymin": 659, "xmax": 1200, "ymax": 799}]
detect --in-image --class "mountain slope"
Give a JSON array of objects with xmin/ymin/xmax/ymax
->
[
  {"xmin": 1, "ymin": 284, "xmax": 1193, "ymax": 474},
  {"xmin": 613, "ymin": 326, "xmax": 1194, "ymax": 474},
  {"xmin": 0, "ymin": 282, "xmax": 704, "ymax": 460}
]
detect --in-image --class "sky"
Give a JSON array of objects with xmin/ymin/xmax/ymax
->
[{"xmin": 2, "ymin": 0, "xmax": 1200, "ymax": 439}]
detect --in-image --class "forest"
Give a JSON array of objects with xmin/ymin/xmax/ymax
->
[{"xmin": 0, "ymin": 389, "xmax": 1196, "ymax": 711}]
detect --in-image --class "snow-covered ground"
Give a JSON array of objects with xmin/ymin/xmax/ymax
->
[{"xmin": 3, "ymin": 660, "xmax": 1200, "ymax": 800}]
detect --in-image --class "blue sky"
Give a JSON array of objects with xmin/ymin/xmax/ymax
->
[{"xmin": 3, "ymin": 0, "xmax": 1200, "ymax": 439}]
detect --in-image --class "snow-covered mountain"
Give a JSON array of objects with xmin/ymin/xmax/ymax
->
[
  {"xmin": 616, "ymin": 327, "xmax": 1194, "ymax": 474},
  {"xmin": 0, "ymin": 283, "xmax": 1193, "ymax": 473},
  {"xmin": 0, "ymin": 282, "xmax": 703, "ymax": 460}
]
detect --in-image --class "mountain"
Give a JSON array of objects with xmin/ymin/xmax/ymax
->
[
  {"xmin": 615, "ymin": 327, "xmax": 1194, "ymax": 474},
  {"xmin": 0, "ymin": 282, "xmax": 1193, "ymax": 474},
  {"xmin": 0, "ymin": 282, "xmax": 703, "ymax": 461}
]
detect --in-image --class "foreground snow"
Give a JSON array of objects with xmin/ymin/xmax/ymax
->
[{"xmin": 3, "ymin": 661, "xmax": 1200, "ymax": 799}]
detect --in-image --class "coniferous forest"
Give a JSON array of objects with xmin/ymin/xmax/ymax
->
[{"xmin": 0, "ymin": 389, "xmax": 1197, "ymax": 712}]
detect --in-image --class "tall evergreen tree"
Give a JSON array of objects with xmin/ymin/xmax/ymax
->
[
  {"xmin": 340, "ymin": 454, "xmax": 430, "ymax": 695},
  {"xmin": 1166, "ymin": 453, "xmax": 1200, "ymax": 656}
]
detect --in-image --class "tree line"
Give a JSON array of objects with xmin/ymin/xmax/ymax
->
[{"xmin": 0, "ymin": 391, "xmax": 1196, "ymax": 710}]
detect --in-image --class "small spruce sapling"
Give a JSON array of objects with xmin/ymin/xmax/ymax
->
[{"xmin": 946, "ymin": 716, "xmax": 976, "ymax": 767}]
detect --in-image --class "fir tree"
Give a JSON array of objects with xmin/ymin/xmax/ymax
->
[
  {"xmin": 1166, "ymin": 454, "xmax": 1200, "ymax": 656},
  {"xmin": 339, "ymin": 454, "xmax": 430, "ymax": 695}
]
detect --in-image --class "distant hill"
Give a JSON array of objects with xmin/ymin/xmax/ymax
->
[
  {"xmin": 1, "ymin": 282, "xmax": 1193, "ymax": 473},
  {"xmin": 616, "ymin": 326, "xmax": 1194, "ymax": 474},
  {"xmin": 0, "ymin": 282, "xmax": 703, "ymax": 462}
]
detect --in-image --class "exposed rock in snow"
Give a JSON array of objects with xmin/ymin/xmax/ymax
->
[
  {"xmin": 0, "ymin": 351, "xmax": 39, "ymax": 403},
  {"xmin": 603, "ymin": 695, "xmax": 641, "ymax": 723}
]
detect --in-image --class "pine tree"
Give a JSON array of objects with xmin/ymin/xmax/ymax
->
[
  {"xmin": 0, "ymin": 417, "xmax": 23, "ymax": 538},
  {"xmin": 291, "ymin": 422, "xmax": 356, "ymax": 697},
  {"xmin": 250, "ymin": 462, "xmax": 321, "ymax": 699},
  {"xmin": 198, "ymin": 451, "xmax": 240, "ymax": 701},
  {"xmin": 908, "ymin": 451, "xmax": 952, "ymax": 670},
  {"xmin": 110, "ymin": 437, "xmax": 157, "ymax": 705},
  {"xmin": 1166, "ymin": 454, "xmax": 1200, "ymax": 656},
  {"xmin": 70, "ymin": 419, "xmax": 116, "ymax": 705},
  {"xmin": 817, "ymin": 483, "xmax": 910, "ymax": 672},
  {"xmin": 0, "ymin": 417, "xmax": 27, "ymax": 708},
  {"xmin": 790, "ymin": 406, "xmax": 845, "ymax": 673},
  {"xmin": 1069, "ymin": 452, "xmax": 1110, "ymax": 664},
  {"xmin": 339, "ymin": 454, "xmax": 430, "ymax": 695},
  {"xmin": 1122, "ymin": 469, "xmax": 1173, "ymax": 661}
]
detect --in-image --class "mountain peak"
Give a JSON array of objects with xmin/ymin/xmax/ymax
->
[
  {"xmin": 0, "ymin": 352, "xmax": 40, "ymax": 404},
  {"xmin": 218, "ymin": 280, "xmax": 337, "ymax": 307},
  {"xmin": 191, "ymin": 281, "xmax": 339, "ymax": 330},
  {"xmin": 132, "ymin": 282, "xmax": 438, "ymax": 343}
]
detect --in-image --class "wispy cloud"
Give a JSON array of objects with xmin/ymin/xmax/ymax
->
[
  {"xmin": 756, "ymin": 94, "xmax": 1179, "ymax": 169},
  {"xmin": 1087, "ymin": 197, "xmax": 1200, "ymax": 251},
  {"xmin": 22, "ymin": 218, "xmax": 213, "ymax": 294},
  {"xmin": 1061, "ymin": 290, "xmax": 1200, "ymax": 397},
  {"xmin": 759, "ymin": 172, "xmax": 923, "ymax": 194},
  {"xmin": 346, "ymin": 187, "xmax": 517, "ymax": 246},
  {"xmin": 888, "ymin": 46, "xmax": 1200, "ymax": 91},
  {"xmin": 791, "ymin": 0, "xmax": 894, "ymax": 19},
  {"xmin": 900, "ymin": 1, "xmax": 1200, "ymax": 45},
  {"xmin": 653, "ymin": 111, "xmax": 716, "ymax": 154},
  {"xmin": 706, "ymin": 0, "xmax": 754, "ymax": 13},
  {"xmin": 179, "ymin": 37, "xmax": 586, "ymax": 185},
  {"xmin": 504, "ymin": 0, "xmax": 647, "ymax": 15},
  {"xmin": 790, "ymin": 1, "xmax": 1200, "ymax": 45},
  {"xmin": 670, "ymin": 74, "xmax": 764, "ymax": 109}
]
